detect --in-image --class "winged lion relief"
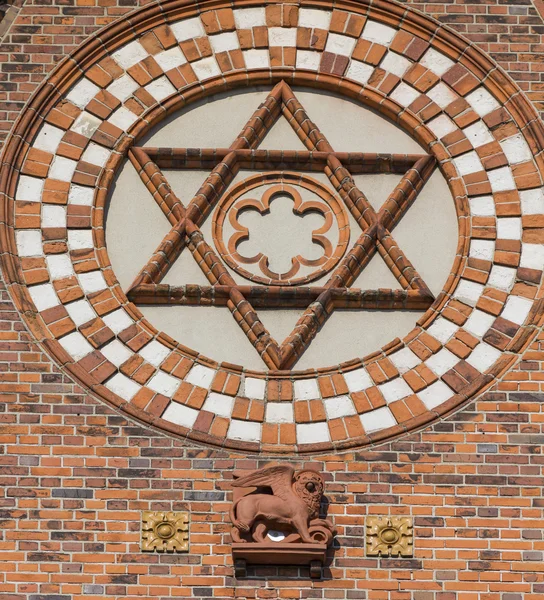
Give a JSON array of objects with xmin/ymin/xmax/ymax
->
[{"xmin": 229, "ymin": 464, "xmax": 336, "ymax": 578}]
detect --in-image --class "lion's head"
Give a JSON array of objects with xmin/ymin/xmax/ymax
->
[{"xmin": 293, "ymin": 470, "xmax": 324, "ymax": 519}]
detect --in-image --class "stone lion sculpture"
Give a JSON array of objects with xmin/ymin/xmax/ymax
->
[{"xmin": 229, "ymin": 464, "xmax": 335, "ymax": 545}]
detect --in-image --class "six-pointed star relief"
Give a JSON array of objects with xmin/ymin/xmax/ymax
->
[{"xmin": 126, "ymin": 81, "xmax": 437, "ymax": 370}]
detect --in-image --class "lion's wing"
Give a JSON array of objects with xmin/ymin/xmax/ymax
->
[{"xmin": 232, "ymin": 465, "xmax": 294, "ymax": 501}]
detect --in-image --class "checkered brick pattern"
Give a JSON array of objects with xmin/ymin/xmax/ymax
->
[
  {"xmin": 1, "ymin": 1, "xmax": 544, "ymax": 598},
  {"xmin": 2, "ymin": 1, "xmax": 544, "ymax": 453}
]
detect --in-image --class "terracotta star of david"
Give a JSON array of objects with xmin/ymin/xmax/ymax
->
[{"xmin": 126, "ymin": 81, "xmax": 437, "ymax": 370}]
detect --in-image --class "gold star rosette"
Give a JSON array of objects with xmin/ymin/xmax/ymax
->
[
  {"xmin": 141, "ymin": 511, "xmax": 189, "ymax": 553},
  {"xmin": 366, "ymin": 516, "xmax": 413, "ymax": 557}
]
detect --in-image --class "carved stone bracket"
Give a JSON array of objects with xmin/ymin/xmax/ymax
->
[
  {"xmin": 141, "ymin": 511, "xmax": 189, "ymax": 553},
  {"xmin": 232, "ymin": 543, "xmax": 327, "ymax": 579},
  {"xmin": 366, "ymin": 516, "xmax": 413, "ymax": 557}
]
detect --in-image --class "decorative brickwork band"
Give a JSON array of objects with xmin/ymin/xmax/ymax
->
[{"xmin": 1, "ymin": 0, "xmax": 544, "ymax": 454}]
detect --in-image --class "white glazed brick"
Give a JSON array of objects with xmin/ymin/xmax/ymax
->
[
  {"xmin": 296, "ymin": 50, "xmax": 321, "ymax": 71},
  {"xmin": 345, "ymin": 60, "xmax": 374, "ymax": 85},
  {"xmin": 202, "ymin": 392, "xmax": 235, "ymax": 418},
  {"xmin": 33, "ymin": 124, "xmax": 65, "ymax": 154},
  {"xmin": 497, "ymin": 217, "xmax": 521, "ymax": 240},
  {"xmin": 463, "ymin": 121, "xmax": 495, "ymax": 148},
  {"xmin": 108, "ymin": 107, "xmax": 139, "ymax": 131},
  {"xmin": 46, "ymin": 254, "xmax": 73, "ymax": 280},
  {"xmin": 68, "ymin": 184, "xmax": 94, "ymax": 205},
  {"xmin": 48, "ymin": 156, "xmax": 77, "ymax": 182},
  {"xmin": 148, "ymin": 371, "xmax": 179, "ymax": 396},
  {"xmin": 389, "ymin": 82, "xmax": 420, "ymax": 107},
  {"xmin": 467, "ymin": 342, "xmax": 501, "ymax": 372},
  {"xmin": 209, "ymin": 31, "xmax": 240, "ymax": 53},
  {"xmin": 42, "ymin": 204, "xmax": 67, "ymax": 230},
  {"xmin": 71, "ymin": 111, "xmax": 102, "ymax": 138},
  {"xmin": 427, "ymin": 82, "xmax": 458, "ymax": 109},
  {"xmin": 360, "ymin": 406, "xmax": 396, "ymax": 433},
  {"xmin": 145, "ymin": 76, "xmax": 176, "ymax": 102},
  {"xmin": 243, "ymin": 49, "xmax": 270, "ymax": 69},
  {"xmin": 101, "ymin": 339, "xmax": 133, "ymax": 367},
  {"xmin": 324, "ymin": 395, "xmax": 356, "ymax": 419},
  {"xmin": 500, "ymin": 134, "xmax": 532, "ymax": 164},
  {"xmin": 102, "ymin": 308, "xmax": 134, "ymax": 334},
  {"xmin": 78, "ymin": 271, "xmax": 107, "ymax": 294},
  {"xmin": 227, "ymin": 420, "xmax": 261, "ymax": 443},
  {"xmin": 502, "ymin": 295, "xmax": 532, "ymax": 325},
  {"xmin": 520, "ymin": 243, "xmax": 544, "ymax": 270},
  {"xmin": 162, "ymin": 401, "xmax": 198, "ymax": 428},
  {"xmin": 293, "ymin": 378, "xmax": 320, "ymax": 400},
  {"xmin": 269, "ymin": 27, "xmax": 297, "ymax": 47},
  {"xmin": 42, "ymin": 204, "xmax": 68, "ymax": 231},
  {"xmin": 29, "ymin": 283, "xmax": 59, "ymax": 311},
  {"xmin": 453, "ymin": 279, "xmax": 484, "ymax": 306},
  {"xmin": 379, "ymin": 378, "xmax": 412, "ymax": 403},
  {"xmin": 234, "ymin": 7, "xmax": 267, "ymax": 28},
  {"xmin": 265, "ymin": 403, "xmax": 294, "ymax": 423},
  {"xmin": 81, "ymin": 143, "xmax": 111, "ymax": 168},
  {"xmin": 380, "ymin": 52, "xmax": 411, "ymax": 77},
  {"xmin": 469, "ymin": 239, "xmax": 495, "ymax": 261},
  {"xmin": 299, "ymin": 8, "xmax": 332, "ymax": 29},
  {"xmin": 520, "ymin": 188, "xmax": 544, "ymax": 214},
  {"xmin": 107, "ymin": 74, "xmax": 139, "ymax": 103},
  {"xmin": 65, "ymin": 299, "xmax": 96, "ymax": 327},
  {"xmin": 106, "ymin": 374, "xmax": 141, "ymax": 401},
  {"xmin": 16, "ymin": 230, "xmax": 43, "ymax": 257},
  {"xmin": 154, "ymin": 47, "xmax": 187, "ymax": 71},
  {"xmin": 418, "ymin": 380, "xmax": 454, "ymax": 410},
  {"xmin": 464, "ymin": 309, "xmax": 495, "ymax": 338},
  {"xmin": 244, "ymin": 377, "xmax": 266, "ymax": 400},
  {"xmin": 488, "ymin": 265, "xmax": 516, "ymax": 292},
  {"xmin": 68, "ymin": 229, "xmax": 93, "ymax": 250},
  {"xmin": 453, "ymin": 151, "xmax": 484, "ymax": 176},
  {"xmin": 170, "ymin": 17, "xmax": 206, "ymax": 42},
  {"xmin": 344, "ymin": 367, "xmax": 373, "ymax": 392},
  {"xmin": 325, "ymin": 33, "xmax": 356, "ymax": 56},
  {"xmin": 427, "ymin": 317, "xmax": 459, "ymax": 343},
  {"xmin": 192, "ymin": 56, "xmax": 221, "ymax": 80},
  {"xmin": 468, "ymin": 195, "xmax": 495, "ymax": 217},
  {"xmin": 389, "ymin": 348, "xmax": 420, "ymax": 374},
  {"xmin": 296, "ymin": 422, "xmax": 330, "ymax": 444},
  {"xmin": 361, "ymin": 20, "xmax": 396, "ymax": 46},
  {"xmin": 139, "ymin": 340, "xmax": 171, "ymax": 367},
  {"xmin": 16, "ymin": 176, "xmax": 44, "ymax": 202},
  {"xmin": 425, "ymin": 348, "xmax": 459, "ymax": 376},
  {"xmin": 66, "ymin": 78, "xmax": 100, "ymax": 109},
  {"xmin": 466, "ymin": 88, "xmax": 500, "ymax": 117},
  {"xmin": 427, "ymin": 115, "xmax": 457, "ymax": 139},
  {"xmin": 420, "ymin": 48, "xmax": 454, "ymax": 76},
  {"xmin": 112, "ymin": 40, "xmax": 148, "ymax": 70},
  {"xmin": 186, "ymin": 364, "xmax": 215, "ymax": 388},
  {"xmin": 59, "ymin": 331, "xmax": 93, "ymax": 361}
]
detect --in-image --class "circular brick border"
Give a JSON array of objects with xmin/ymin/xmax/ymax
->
[{"xmin": 1, "ymin": 0, "xmax": 544, "ymax": 454}]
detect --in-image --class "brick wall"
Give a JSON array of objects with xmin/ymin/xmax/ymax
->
[{"xmin": 1, "ymin": 1, "xmax": 544, "ymax": 599}]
